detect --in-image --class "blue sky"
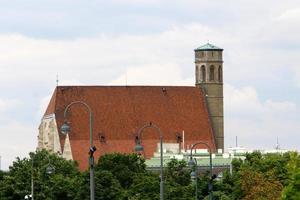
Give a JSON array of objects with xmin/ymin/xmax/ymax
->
[{"xmin": 0, "ymin": 0, "xmax": 300, "ymax": 170}]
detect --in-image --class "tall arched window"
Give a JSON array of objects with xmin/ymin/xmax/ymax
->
[
  {"xmin": 196, "ymin": 65, "xmax": 200, "ymax": 83},
  {"xmin": 209, "ymin": 65, "xmax": 215, "ymax": 81},
  {"xmin": 218, "ymin": 66, "xmax": 222, "ymax": 82},
  {"xmin": 201, "ymin": 65, "xmax": 206, "ymax": 82}
]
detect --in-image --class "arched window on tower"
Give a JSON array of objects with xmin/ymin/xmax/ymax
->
[
  {"xmin": 201, "ymin": 65, "xmax": 206, "ymax": 82},
  {"xmin": 196, "ymin": 65, "xmax": 200, "ymax": 83},
  {"xmin": 209, "ymin": 65, "xmax": 215, "ymax": 81},
  {"xmin": 218, "ymin": 66, "xmax": 222, "ymax": 82}
]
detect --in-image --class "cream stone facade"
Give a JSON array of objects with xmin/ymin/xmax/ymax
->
[{"xmin": 38, "ymin": 114, "xmax": 73, "ymax": 160}]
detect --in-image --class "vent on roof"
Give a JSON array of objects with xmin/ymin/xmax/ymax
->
[
  {"xmin": 162, "ymin": 87, "xmax": 167, "ymax": 95},
  {"xmin": 176, "ymin": 134, "xmax": 182, "ymax": 143}
]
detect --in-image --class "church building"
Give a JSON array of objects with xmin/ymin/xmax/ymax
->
[{"xmin": 38, "ymin": 43, "xmax": 224, "ymax": 170}]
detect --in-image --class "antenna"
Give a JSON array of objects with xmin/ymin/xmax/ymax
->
[{"xmin": 275, "ymin": 136, "xmax": 280, "ymax": 151}]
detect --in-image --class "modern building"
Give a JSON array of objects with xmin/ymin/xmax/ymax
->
[{"xmin": 38, "ymin": 43, "xmax": 224, "ymax": 170}]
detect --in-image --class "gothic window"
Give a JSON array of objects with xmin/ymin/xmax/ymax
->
[
  {"xmin": 209, "ymin": 65, "xmax": 215, "ymax": 81},
  {"xmin": 201, "ymin": 65, "xmax": 206, "ymax": 82},
  {"xmin": 218, "ymin": 66, "xmax": 222, "ymax": 82}
]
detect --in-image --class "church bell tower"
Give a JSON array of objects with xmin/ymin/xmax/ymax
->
[{"xmin": 195, "ymin": 43, "xmax": 224, "ymax": 152}]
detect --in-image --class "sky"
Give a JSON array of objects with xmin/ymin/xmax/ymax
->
[{"xmin": 0, "ymin": 0, "xmax": 300, "ymax": 170}]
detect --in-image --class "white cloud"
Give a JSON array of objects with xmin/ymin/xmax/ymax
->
[
  {"xmin": 225, "ymin": 84, "xmax": 297, "ymax": 115},
  {"xmin": 0, "ymin": 23, "xmax": 226, "ymax": 86},
  {"xmin": 36, "ymin": 94, "xmax": 52, "ymax": 120},
  {"xmin": 0, "ymin": 98, "xmax": 22, "ymax": 113},
  {"xmin": 225, "ymin": 84, "xmax": 262, "ymax": 115},
  {"xmin": 0, "ymin": 121, "xmax": 36, "ymax": 170},
  {"xmin": 224, "ymin": 84, "xmax": 300, "ymax": 150},
  {"xmin": 109, "ymin": 63, "xmax": 193, "ymax": 86},
  {"xmin": 110, "ymin": 0, "xmax": 160, "ymax": 5},
  {"xmin": 277, "ymin": 8, "xmax": 300, "ymax": 21},
  {"xmin": 264, "ymin": 100, "xmax": 296, "ymax": 112}
]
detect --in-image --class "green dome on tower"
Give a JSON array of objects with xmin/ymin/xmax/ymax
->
[{"xmin": 195, "ymin": 43, "xmax": 223, "ymax": 51}]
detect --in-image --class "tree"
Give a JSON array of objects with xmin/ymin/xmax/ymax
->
[
  {"xmin": 164, "ymin": 159, "xmax": 194, "ymax": 200},
  {"xmin": 282, "ymin": 168, "xmax": 300, "ymax": 200},
  {"xmin": 78, "ymin": 170, "xmax": 123, "ymax": 200},
  {"xmin": 164, "ymin": 159, "xmax": 191, "ymax": 186},
  {"xmin": 0, "ymin": 149, "xmax": 82, "ymax": 200},
  {"xmin": 128, "ymin": 172, "xmax": 160, "ymax": 200},
  {"xmin": 95, "ymin": 153, "xmax": 147, "ymax": 189},
  {"xmin": 282, "ymin": 152, "xmax": 300, "ymax": 200},
  {"xmin": 240, "ymin": 168, "xmax": 283, "ymax": 200}
]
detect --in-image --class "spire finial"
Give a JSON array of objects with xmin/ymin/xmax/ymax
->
[{"xmin": 56, "ymin": 74, "xmax": 59, "ymax": 86}]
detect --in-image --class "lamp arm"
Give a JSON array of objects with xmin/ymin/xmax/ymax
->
[{"xmin": 63, "ymin": 101, "xmax": 93, "ymax": 146}]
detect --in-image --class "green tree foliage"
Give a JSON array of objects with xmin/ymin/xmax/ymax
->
[
  {"xmin": 95, "ymin": 153, "xmax": 146, "ymax": 189},
  {"xmin": 282, "ymin": 168, "xmax": 300, "ymax": 199},
  {"xmin": 282, "ymin": 152, "xmax": 300, "ymax": 200},
  {"xmin": 164, "ymin": 159, "xmax": 191, "ymax": 186},
  {"xmin": 127, "ymin": 172, "xmax": 160, "ymax": 200},
  {"xmin": 94, "ymin": 153, "xmax": 160, "ymax": 200},
  {"xmin": 164, "ymin": 159, "xmax": 194, "ymax": 200},
  {"xmin": 1, "ymin": 150, "xmax": 300, "ymax": 200},
  {"xmin": 0, "ymin": 149, "xmax": 82, "ymax": 200},
  {"xmin": 79, "ymin": 170, "xmax": 123, "ymax": 200}
]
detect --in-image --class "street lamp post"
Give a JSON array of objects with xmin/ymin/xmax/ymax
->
[
  {"xmin": 60, "ymin": 101, "xmax": 96, "ymax": 200},
  {"xmin": 189, "ymin": 158, "xmax": 198, "ymax": 200},
  {"xmin": 188, "ymin": 142, "xmax": 213, "ymax": 200},
  {"xmin": 30, "ymin": 152, "xmax": 54, "ymax": 200},
  {"xmin": 134, "ymin": 122, "xmax": 164, "ymax": 200}
]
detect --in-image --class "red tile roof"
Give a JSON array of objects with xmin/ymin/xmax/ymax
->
[{"xmin": 45, "ymin": 86, "xmax": 216, "ymax": 170}]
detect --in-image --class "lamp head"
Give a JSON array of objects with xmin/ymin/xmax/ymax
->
[
  {"xmin": 188, "ymin": 157, "xmax": 195, "ymax": 169},
  {"xmin": 46, "ymin": 165, "xmax": 54, "ymax": 174},
  {"xmin": 190, "ymin": 171, "xmax": 196, "ymax": 181},
  {"xmin": 60, "ymin": 122, "xmax": 70, "ymax": 135},
  {"xmin": 89, "ymin": 146, "xmax": 97, "ymax": 156},
  {"xmin": 135, "ymin": 144, "xmax": 144, "ymax": 152}
]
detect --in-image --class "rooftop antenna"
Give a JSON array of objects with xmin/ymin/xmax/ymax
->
[
  {"xmin": 275, "ymin": 136, "xmax": 280, "ymax": 151},
  {"xmin": 56, "ymin": 74, "xmax": 59, "ymax": 86}
]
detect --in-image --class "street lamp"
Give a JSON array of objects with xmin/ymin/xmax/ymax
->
[
  {"xmin": 134, "ymin": 122, "xmax": 164, "ymax": 200},
  {"xmin": 60, "ymin": 101, "xmax": 96, "ymax": 200},
  {"xmin": 189, "ymin": 142, "xmax": 213, "ymax": 200},
  {"xmin": 30, "ymin": 152, "xmax": 54, "ymax": 200},
  {"xmin": 189, "ymin": 158, "xmax": 198, "ymax": 200}
]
